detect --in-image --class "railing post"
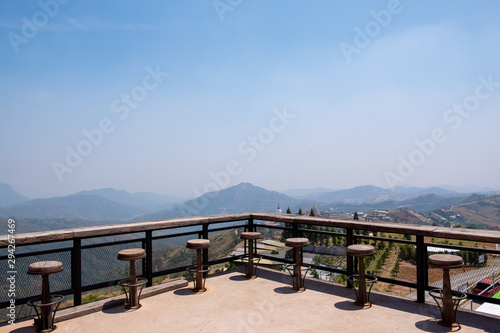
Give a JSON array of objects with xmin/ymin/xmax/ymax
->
[
  {"xmin": 346, "ymin": 228, "xmax": 354, "ymax": 288},
  {"xmin": 145, "ymin": 230, "xmax": 153, "ymax": 287},
  {"xmin": 416, "ymin": 235, "xmax": 425, "ymax": 303},
  {"xmin": 72, "ymin": 238, "xmax": 82, "ymax": 306},
  {"xmin": 292, "ymin": 222, "xmax": 299, "ymax": 238},
  {"xmin": 248, "ymin": 217, "xmax": 254, "ymax": 232},
  {"xmin": 202, "ymin": 224, "xmax": 209, "ymax": 266}
]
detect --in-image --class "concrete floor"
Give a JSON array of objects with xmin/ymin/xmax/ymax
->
[{"xmin": 2, "ymin": 267, "xmax": 500, "ymax": 333}]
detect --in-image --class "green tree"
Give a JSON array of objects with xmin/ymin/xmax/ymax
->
[
  {"xmin": 310, "ymin": 208, "xmax": 315, "ymax": 216},
  {"xmin": 353, "ymin": 212, "xmax": 359, "ymax": 220},
  {"xmin": 298, "ymin": 208, "xmax": 303, "ymax": 215},
  {"xmin": 286, "ymin": 207, "xmax": 291, "ymax": 214}
]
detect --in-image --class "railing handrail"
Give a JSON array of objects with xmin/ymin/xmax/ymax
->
[{"xmin": 3, "ymin": 212, "xmax": 500, "ymax": 247}]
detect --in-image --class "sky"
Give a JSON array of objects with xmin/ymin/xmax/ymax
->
[{"xmin": 1, "ymin": 0, "xmax": 500, "ymax": 199}]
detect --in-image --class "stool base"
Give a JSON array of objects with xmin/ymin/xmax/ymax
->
[
  {"xmin": 347, "ymin": 274, "xmax": 377, "ymax": 308},
  {"xmin": 118, "ymin": 278, "xmax": 148, "ymax": 309},
  {"xmin": 285, "ymin": 264, "xmax": 310, "ymax": 291},
  {"xmin": 27, "ymin": 294, "xmax": 64, "ymax": 333},
  {"xmin": 187, "ymin": 265, "xmax": 211, "ymax": 293},
  {"xmin": 429, "ymin": 289, "xmax": 466, "ymax": 328}
]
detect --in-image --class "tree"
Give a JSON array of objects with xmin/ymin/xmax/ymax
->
[
  {"xmin": 310, "ymin": 208, "xmax": 315, "ymax": 217},
  {"xmin": 353, "ymin": 212, "xmax": 359, "ymax": 220},
  {"xmin": 286, "ymin": 207, "xmax": 291, "ymax": 214},
  {"xmin": 298, "ymin": 208, "xmax": 303, "ymax": 215}
]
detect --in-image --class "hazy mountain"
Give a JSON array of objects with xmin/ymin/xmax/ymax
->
[
  {"xmin": 135, "ymin": 182, "xmax": 314, "ymax": 221},
  {"xmin": 71, "ymin": 188, "xmax": 180, "ymax": 211},
  {"xmin": 392, "ymin": 186, "xmax": 462, "ymax": 197},
  {"xmin": 317, "ymin": 185, "xmax": 401, "ymax": 204},
  {"xmin": 0, "ymin": 195, "xmax": 144, "ymax": 221},
  {"xmin": 313, "ymin": 185, "xmax": 465, "ymax": 204},
  {"xmin": 0, "ymin": 183, "xmax": 28, "ymax": 207},
  {"xmin": 437, "ymin": 184, "xmax": 500, "ymax": 194},
  {"xmin": 281, "ymin": 187, "xmax": 335, "ymax": 200},
  {"xmin": 428, "ymin": 194, "xmax": 500, "ymax": 229}
]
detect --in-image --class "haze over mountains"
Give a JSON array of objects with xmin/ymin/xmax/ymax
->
[{"xmin": 0, "ymin": 182, "xmax": 499, "ymax": 233}]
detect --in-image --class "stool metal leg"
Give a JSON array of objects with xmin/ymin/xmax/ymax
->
[
  {"xmin": 357, "ymin": 257, "xmax": 367, "ymax": 306},
  {"xmin": 195, "ymin": 249, "xmax": 203, "ymax": 292}
]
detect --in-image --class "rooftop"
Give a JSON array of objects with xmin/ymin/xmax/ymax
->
[{"xmin": 2, "ymin": 267, "xmax": 499, "ymax": 333}]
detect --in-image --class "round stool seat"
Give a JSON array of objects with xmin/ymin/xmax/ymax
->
[
  {"xmin": 285, "ymin": 238, "xmax": 310, "ymax": 248},
  {"xmin": 347, "ymin": 245, "xmax": 375, "ymax": 257},
  {"xmin": 428, "ymin": 254, "xmax": 464, "ymax": 269},
  {"xmin": 241, "ymin": 232, "xmax": 261, "ymax": 240},
  {"xmin": 27, "ymin": 261, "xmax": 63, "ymax": 275},
  {"xmin": 117, "ymin": 248, "xmax": 146, "ymax": 261},
  {"xmin": 186, "ymin": 239, "xmax": 211, "ymax": 250}
]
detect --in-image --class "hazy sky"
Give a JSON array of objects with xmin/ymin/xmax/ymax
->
[{"xmin": 1, "ymin": 1, "xmax": 499, "ymax": 199}]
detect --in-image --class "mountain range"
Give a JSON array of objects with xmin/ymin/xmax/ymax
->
[{"xmin": 0, "ymin": 182, "xmax": 499, "ymax": 233}]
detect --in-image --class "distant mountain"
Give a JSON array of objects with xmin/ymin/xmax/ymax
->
[
  {"xmin": 428, "ymin": 194, "xmax": 500, "ymax": 229},
  {"xmin": 281, "ymin": 187, "xmax": 335, "ymax": 200},
  {"xmin": 0, "ymin": 195, "xmax": 144, "ymax": 221},
  {"xmin": 135, "ymin": 182, "xmax": 314, "ymax": 221},
  {"xmin": 314, "ymin": 185, "xmax": 465, "ymax": 205},
  {"xmin": 0, "ymin": 183, "xmax": 28, "ymax": 207},
  {"xmin": 437, "ymin": 184, "xmax": 500, "ymax": 194},
  {"xmin": 71, "ymin": 188, "xmax": 180, "ymax": 211},
  {"xmin": 392, "ymin": 186, "xmax": 462, "ymax": 197},
  {"xmin": 317, "ymin": 185, "xmax": 401, "ymax": 204}
]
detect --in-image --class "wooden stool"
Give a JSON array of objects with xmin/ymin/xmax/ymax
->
[
  {"xmin": 285, "ymin": 238, "xmax": 310, "ymax": 291},
  {"xmin": 428, "ymin": 254, "xmax": 466, "ymax": 327},
  {"xmin": 347, "ymin": 244, "xmax": 377, "ymax": 307},
  {"xmin": 186, "ymin": 239, "xmax": 211, "ymax": 292},
  {"xmin": 240, "ymin": 232, "xmax": 262, "ymax": 278},
  {"xmin": 117, "ymin": 248, "xmax": 147, "ymax": 309},
  {"xmin": 27, "ymin": 261, "xmax": 64, "ymax": 332}
]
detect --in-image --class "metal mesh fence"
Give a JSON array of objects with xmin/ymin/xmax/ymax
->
[
  {"xmin": 81, "ymin": 241, "xmax": 142, "ymax": 287},
  {"xmin": 0, "ymin": 250, "xmax": 71, "ymax": 303}
]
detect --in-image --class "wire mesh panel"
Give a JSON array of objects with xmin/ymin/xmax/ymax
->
[
  {"xmin": 152, "ymin": 238, "xmax": 194, "ymax": 273},
  {"xmin": 207, "ymin": 230, "xmax": 240, "ymax": 262},
  {"xmin": 0, "ymin": 251, "xmax": 71, "ymax": 302},
  {"xmin": 81, "ymin": 241, "xmax": 142, "ymax": 287},
  {"xmin": 427, "ymin": 248, "xmax": 500, "ymax": 293}
]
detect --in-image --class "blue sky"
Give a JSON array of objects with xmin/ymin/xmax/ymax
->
[{"xmin": 1, "ymin": 0, "xmax": 500, "ymax": 199}]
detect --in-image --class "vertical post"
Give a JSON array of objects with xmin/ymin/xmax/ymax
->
[
  {"xmin": 248, "ymin": 217, "xmax": 254, "ymax": 232},
  {"xmin": 129, "ymin": 259, "xmax": 138, "ymax": 307},
  {"xmin": 72, "ymin": 238, "xmax": 82, "ymax": 306},
  {"xmin": 346, "ymin": 228, "xmax": 354, "ymax": 288},
  {"xmin": 145, "ymin": 230, "xmax": 153, "ymax": 287},
  {"xmin": 195, "ymin": 249, "xmax": 203, "ymax": 292},
  {"xmin": 416, "ymin": 235, "xmax": 425, "ymax": 303},
  {"xmin": 292, "ymin": 222, "xmax": 299, "ymax": 238},
  {"xmin": 202, "ymin": 224, "xmax": 209, "ymax": 267}
]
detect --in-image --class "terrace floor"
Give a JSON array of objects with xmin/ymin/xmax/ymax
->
[{"xmin": 3, "ymin": 267, "xmax": 500, "ymax": 333}]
